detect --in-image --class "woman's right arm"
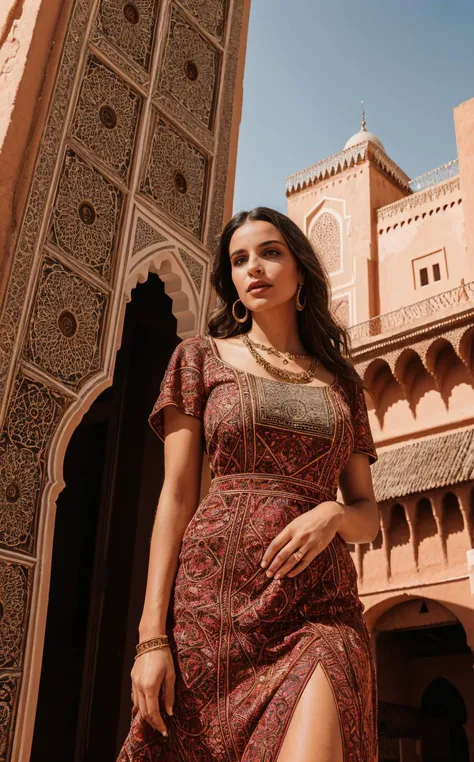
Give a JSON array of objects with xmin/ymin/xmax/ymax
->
[{"xmin": 131, "ymin": 404, "xmax": 204, "ymax": 735}]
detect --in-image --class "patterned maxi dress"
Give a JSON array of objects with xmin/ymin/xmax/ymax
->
[{"xmin": 117, "ymin": 333, "xmax": 379, "ymax": 762}]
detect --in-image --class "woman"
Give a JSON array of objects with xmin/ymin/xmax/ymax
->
[{"xmin": 117, "ymin": 207, "xmax": 379, "ymax": 762}]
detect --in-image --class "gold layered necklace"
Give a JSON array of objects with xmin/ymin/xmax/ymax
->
[{"xmin": 241, "ymin": 333, "xmax": 319, "ymax": 384}]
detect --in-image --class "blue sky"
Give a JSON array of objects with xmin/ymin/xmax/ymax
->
[{"xmin": 233, "ymin": 0, "xmax": 474, "ymax": 214}]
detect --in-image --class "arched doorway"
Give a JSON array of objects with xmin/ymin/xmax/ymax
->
[
  {"xmin": 374, "ymin": 597, "xmax": 473, "ymax": 762},
  {"xmin": 421, "ymin": 677, "xmax": 469, "ymax": 762},
  {"xmin": 31, "ymin": 274, "xmax": 180, "ymax": 761}
]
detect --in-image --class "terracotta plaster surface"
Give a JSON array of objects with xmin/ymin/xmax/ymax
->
[
  {"xmin": 0, "ymin": 0, "xmax": 72, "ymax": 304},
  {"xmin": 455, "ymin": 97, "xmax": 474, "ymax": 264}
]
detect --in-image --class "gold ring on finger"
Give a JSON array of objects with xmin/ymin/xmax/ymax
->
[{"xmin": 292, "ymin": 549, "xmax": 304, "ymax": 562}]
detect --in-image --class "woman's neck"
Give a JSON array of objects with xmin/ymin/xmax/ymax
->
[{"xmin": 245, "ymin": 308, "xmax": 306, "ymax": 355}]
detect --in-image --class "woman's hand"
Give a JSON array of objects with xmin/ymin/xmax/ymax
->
[
  {"xmin": 131, "ymin": 648, "xmax": 175, "ymax": 735},
  {"xmin": 260, "ymin": 501, "xmax": 344, "ymax": 579}
]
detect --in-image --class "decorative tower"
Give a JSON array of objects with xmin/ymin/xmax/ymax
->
[{"xmin": 286, "ymin": 105, "xmax": 410, "ymax": 327}]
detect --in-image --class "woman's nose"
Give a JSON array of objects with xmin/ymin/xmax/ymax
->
[{"xmin": 248, "ymin": 258, "xmax": 263, "ymax": 275}]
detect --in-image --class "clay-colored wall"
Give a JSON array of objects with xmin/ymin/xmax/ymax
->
[
  {"xmin": 455, "ymin": 97, "xmax": 474, "ymax": 261},
  {"xmin": 288, "ymin": 166, "xmax": 372, "ymax": 324},
  {"xmin": 0, "ymin": 0, "xmax": 73, "ymax": 303},
  {"xmin": 287, "ymin": 158, "xmax": 409, "ymax": 327},
  {"xmin": 377, "ymin": 188, "xmax": 467, "ymax": 314}
]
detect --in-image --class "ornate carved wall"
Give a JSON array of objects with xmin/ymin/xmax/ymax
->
[
  {"xmin": 309, "ymin": 210, "xmax": 342, "ymax": 274},
  {"xmin": 0, "ymin": 1, "xmax": 249, "ymax": 759}
]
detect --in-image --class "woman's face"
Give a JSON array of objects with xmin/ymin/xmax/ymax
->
[{"xmin": 228, "ymin": 219, "xmax": 303, "ymax": 313}]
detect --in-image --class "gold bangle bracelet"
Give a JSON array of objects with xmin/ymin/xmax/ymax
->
[
  {"xmin": 136, "ymin": 637, "xmax": 169, "ymax": 656},
  {"xmin": 134, "ymin": 644, "xmax": 170, "ymax": 660}
]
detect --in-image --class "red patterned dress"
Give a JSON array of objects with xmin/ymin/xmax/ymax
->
[{"xmin": 117, "ymin": 333, "xmax": 379, "ymax": 762}]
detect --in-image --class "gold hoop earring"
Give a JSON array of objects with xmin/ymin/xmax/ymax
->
[
  {"xmin": 232, "ymin": 298, "xmax": 249, "ymax": 323},
  {"xmin": 296, "ymin": 283, "xmax": 306, "ymax": 311}
]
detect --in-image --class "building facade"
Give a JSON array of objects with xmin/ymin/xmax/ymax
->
[
  {"xmin": 0, "ymin": 1, "xmax": 250, "ymax": 760},
  {"xmin": 286, "ymin": 101, "xmax": 474, "ymax": 762}
]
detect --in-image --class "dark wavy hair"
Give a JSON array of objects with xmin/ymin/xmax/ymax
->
[{"xmin": 207, "ymin": 206, "xmax": 363, "ymax": 388}]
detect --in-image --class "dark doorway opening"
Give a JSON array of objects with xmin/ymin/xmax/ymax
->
[
  {"xmin": 376, "ymin": 621, "xmax": 472, "ymax": 762},
  {"xmin": 31, "ymin": 274, "xmax": 180, "ymax": 761}
]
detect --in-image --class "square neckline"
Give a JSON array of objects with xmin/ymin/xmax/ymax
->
[{"xmin": 205, "ymin": 334, "xmax": 339, "ymax": 390}]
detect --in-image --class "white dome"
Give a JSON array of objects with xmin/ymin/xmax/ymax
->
[{"xmin": 344, "ymin": 129, "xmax": 385, "ymax": 153}]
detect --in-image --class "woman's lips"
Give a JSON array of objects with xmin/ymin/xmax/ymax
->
[{"xmin": 248, "ymin": 285, "xmax": 272, "ymax": 295}]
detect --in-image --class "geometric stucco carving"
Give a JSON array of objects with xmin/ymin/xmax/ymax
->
[
  {"xmin": 178, "ymin": 248, "xmax": 204, "ymax": 294},
  {"xmin": 179, "ymin": 0, "xmax": 228, "ymax": 41},
  {"xmin": 23, "ymin": 259, "xmax": 107, "ymax": 389},
  {"xmin": 0, "ymin": 561, "xmax": 32, "ymax": 670},
  {"xmin": 0, "ymin": 441, "xmax": 42, "ymax": 554},
  {"xmin": 71, "ymin": 55, "xmax": 142, "ymax": 182},
  {"xmin": 0, "ymin": 671, "xmax": 20, "ymax": 762},
  {"xmin": 48, "ymin": 150, "xmax": 123, "ymax": 280},
  {"xmin": 156, "ymin": 6, "xmax": 221, "ymax": 131},
  {"xmin": 139, "ymin": 111, "xmax": 208, "ymax": 239},
  {"xmin": 94, "ymin": 0, "xmax": 158, "ymax": 72},
  {"xmin": 6, "ymin": 376, "xmax": 67, "ymax": 453},
  {"xmin": 309, "ymin": 211, "xmax": 341, "ymax": 273},
  {"xmin": 132, "ymin": 217, "xmax": 167, "ymax": 256}
]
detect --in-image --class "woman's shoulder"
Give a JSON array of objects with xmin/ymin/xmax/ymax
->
[
  {"xmin": 176, "ymin": 333, "xmax": 209, "ymax": 352},
  {"xmin": 169, "ymin": 334, "xmax": 210, "ymax": 366}
]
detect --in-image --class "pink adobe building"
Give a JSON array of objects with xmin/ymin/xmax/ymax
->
[{"xmin": 287, "ymin": 101, "xmax": 474, "ymax": 762}]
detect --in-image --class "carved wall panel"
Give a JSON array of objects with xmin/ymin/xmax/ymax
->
[
  {"xmin": 0, "ymin": 673, "xmax": 20, "ymax": 762},
  {"xmin": 132, "ymin": 217, "xmax": 167, "ymax": 255},
  {"xmin": 178, "ymin": 0, "xmax": 228, "ymax": 41},
  {"xmin": 48, "ymin": 149, "xmax": 122, "ymax": 280},
  {"xmin": 0, "ymin": 441, "xmax": 42, "ymax": 555},
  {"xmin": 139, "ymin": 112, "xmax": 208, "ymax": 238},
  {"xmin": 24, "ymin": 259, "xmax": 107, "ymax": 389},
  {"xmin": 0, "ymin": 562, "xmax": 32, "ymax": 671},
  {"xmin": 0, "ymin": 0, "xmax": 93, "ymax": 403},
  {"xmin": 178, "ymin": 248, "xmax": 203, "ymax": 293},
  {"xmin": 71, "ymin": 55, "xmax": 142, "ymax": 181},
  {"xmin": 6, "ymin": 376, "xmax": 67, "ymax": 454},
  {"xmin": 310, "ymin": 212, "xmax": 342, "ymax": 274},
  {"xmin": 156, "ymin": 5, "xmax": 221, "ymax": 130},
  {"xmin": 94, "ymin": 0, "xmax": 160, "ymax": 72}
]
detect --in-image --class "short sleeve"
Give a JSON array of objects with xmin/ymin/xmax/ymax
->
[
  {"xmin": 349, "ymin": 381, "xmax": 378, "ymax": 465},
  {"xmin": 148, "ymin": 338, "xmax": 207, "ymax": 442}
]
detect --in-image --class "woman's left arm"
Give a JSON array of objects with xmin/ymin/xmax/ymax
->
[{"xmin": 326, "ymin": 451, "xmax": 379, "ymax": 545}]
